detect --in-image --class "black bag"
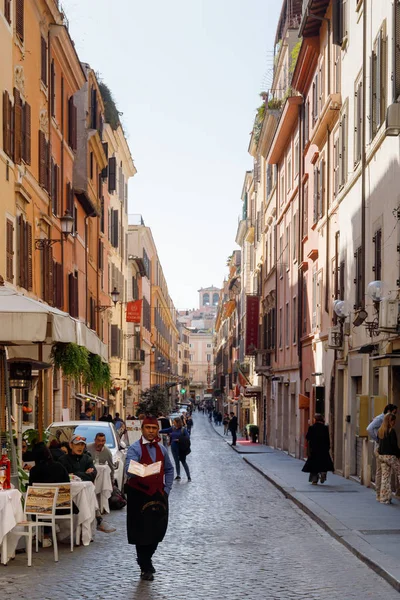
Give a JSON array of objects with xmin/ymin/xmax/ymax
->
[
  {"xmin": 109, "ymin": 485, "xmax": 127, "ymax": 510},
  {"xmin": 179, "ymin": 429, "xmax": 191, "ymax": 456}
]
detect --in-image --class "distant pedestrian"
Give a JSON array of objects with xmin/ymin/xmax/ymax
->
[
  {"xmin": 160, "ymin": 417, "xmax": 191, "ymax": 481},
  {"xmin": 228, "ymin": 412, "xmax": 238, "ymax": 446},
  {"xmin": 80, "ymin": 406, "xmax": 93, "ymax": 420},
  {"xmin": 217, "ymin": 412, "xmax": 223, "ymax": 426},
  {"xmin": 223, "ymin": 413, "xmax": 229, "ymax": 435},
  {"xmin": 114, "ymin": 412, "xmax": 126, "ymax": 435},
  {"xmin": 125, "ymin": 417, "xmax": 174, "ymax": 581},
  {"xmin": 302, "ymin": 414, "xmax": 334, "ymax": 485},
  {"xmin": 186, "ymin": 414, "xmax": 193, "ymax": 436},
  {"xmin": 377, "ymin": 413, "xmax": 400, "ymax": 504},
  {"xmin": 367, "ymin": 404, "xmax": 398, "ymax": 501}
]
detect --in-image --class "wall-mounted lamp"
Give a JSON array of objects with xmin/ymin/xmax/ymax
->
[
  {"xmin": 352, "ymin": 309, "xmax": 368, "ymax": 327},
  {"xmin": 386, "ymin": 103, "xmax": 400, "ymax": 136},
  {"xmin": 35, "ymin": 210, "xmax": 74, "ymax": 249}
]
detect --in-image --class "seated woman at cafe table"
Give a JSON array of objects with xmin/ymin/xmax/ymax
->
[
  {"xmin": 59, "ymin": 434, "xmax": 97, "ymax": 482},
  {"xmin": 29, "ymin": 442, "xmax": 70, "ymax": 548}
]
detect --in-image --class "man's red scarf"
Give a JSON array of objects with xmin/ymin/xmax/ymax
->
[{"xmin": 127, "ymin": 438, "xmax": 165, "ymax": 496}]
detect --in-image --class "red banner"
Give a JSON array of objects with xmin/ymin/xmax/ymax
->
[
  {"xmin": 245, "ymin": 295, "xmax": 259, "ymax": 355},
  {"xmin": 126, "ymin": 300, "xmax": 142, "ymax": 323}
]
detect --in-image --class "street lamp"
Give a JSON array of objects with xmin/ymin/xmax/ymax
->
[
  {"xmin": 35, "ymin": 210, "xmax": 74, "ymax": 249},
  {"xmin": 111, "ymin": 286, "xmax": 120, "ymax": 305}
]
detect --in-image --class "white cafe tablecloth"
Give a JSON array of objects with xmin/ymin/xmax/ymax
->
[
  {"xmin": 0, "ymin": 489, "xmax": 24, "ymax": 564},
  {"xmin": 71, "ymin": 481, "xmax": 98, "ymax": 546},
  {"xmin": 94, "ymin": 464, "xmax": 112, "ymax": 514}
]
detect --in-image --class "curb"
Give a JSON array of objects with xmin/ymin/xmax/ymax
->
[{"xmin": 209, "ymin": 420, "xmax": 400, "ymax": 592}]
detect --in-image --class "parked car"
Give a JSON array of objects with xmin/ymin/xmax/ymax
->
[{"xmin": 46, "ymin": 420, "xmax": 126, "ymax": 490}]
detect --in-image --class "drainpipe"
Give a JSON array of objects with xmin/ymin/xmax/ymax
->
[
  {"xmin": 84, "ymin": 215, "xmax": 89, "ymax": 324},
  {"xmin": 60, "ymin": 76, "xmax": 65, "ymax": 309},
  {"xmin": 325, "ymin": 126, "xmax": 331, "ymax": 313},
  {"xmin": 47, "ymin": 29, "xmax": 52, "ymax": 220},
  {"xmin": 361, "ymin": 0, "xmax": 367, "ymax": 309}
]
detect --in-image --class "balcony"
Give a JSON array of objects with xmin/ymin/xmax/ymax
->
[
  {"xmin": 127, "ymin": 348, "xmax": 145, "ymax": 364},
  {"xmin": 300, "ymin": 0, "xmax": 330, "ymax": 38}
]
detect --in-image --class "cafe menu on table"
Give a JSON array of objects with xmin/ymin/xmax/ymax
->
[{"xmin": 128, "ymin": 460, "xmax": 162, "ymax": 478}]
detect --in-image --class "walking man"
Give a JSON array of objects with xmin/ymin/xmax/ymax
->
[
  {"xmin": 367, "ymin": 403, "xmax": 398, "ymax": 501},
  {"xmin": 228, "ymin": 411, "xmax": 238, "ymax": 446},
  {"xmin": 125, "ymin": 417, "xmax": 174, "ymax": 581}
]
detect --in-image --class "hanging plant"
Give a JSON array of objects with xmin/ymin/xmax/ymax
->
[
  {"xmin": 51, "ymin": 343, "xmax": 89, "ymax": 381},
  {"xmin": 85, "ymin": 354, "xmax": 112, "ymax": 394}
]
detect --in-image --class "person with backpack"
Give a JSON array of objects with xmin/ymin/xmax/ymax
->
[{"xmin": 160, "ymin": 417, "xmax": 191, "ymax": 482}]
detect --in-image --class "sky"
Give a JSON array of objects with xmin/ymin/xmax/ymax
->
[{"xmin": 62, "ymin": 0, "xmax": 282, "ymax": 310}]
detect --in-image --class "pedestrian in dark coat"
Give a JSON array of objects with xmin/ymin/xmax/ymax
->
[
  {"xmin": 228, "ymin": 412, "xmax": 238, "ymax": 446},
  {"xmin": 302, "ymin": 414, "xmax": 334, "ymax": 484}
]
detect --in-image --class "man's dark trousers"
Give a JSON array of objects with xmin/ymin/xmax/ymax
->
[
  {"xmin": 231, "ymin": 430, "xmax": 237, "ymax": 446},
  {"xmin": 136, "ymin": 544, "xmax": 158, "ymax": 571}
]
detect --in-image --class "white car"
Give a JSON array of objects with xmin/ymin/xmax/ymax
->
[{"xmin": 47, "ymin": 420, "xmax": 126, "ymax": 490}]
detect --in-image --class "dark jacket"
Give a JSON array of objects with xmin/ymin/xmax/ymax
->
[
  {"xmin": 302, "ymin": 422, "xmax": 334, "ymax": 474},
  {"xmin": 59, "ymin": 451, "xmax": 97, "ymax": 482},
  {"xmin": 378, "ymin": 429, "xmax": 400, "ymax": 457},
  {"xmin": 228, "ymin": 416, "xmax": 238, "ymax": 432},
  {"xmin": 29, "ymin": 461, "xmax": 70, "ymax": 486},
  {"xmin": 49, "ymin": 447, "xmax": 64, "ymax": 461}
]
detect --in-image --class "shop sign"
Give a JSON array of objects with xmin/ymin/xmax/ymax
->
[{"xmin": 245, "ymin": 295, "xmax": 259, "ymax": 355}]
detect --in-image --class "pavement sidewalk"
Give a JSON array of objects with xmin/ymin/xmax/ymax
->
[{"xmin": 210, "ymin": 419, "xmax": 400, "ymax": 592}]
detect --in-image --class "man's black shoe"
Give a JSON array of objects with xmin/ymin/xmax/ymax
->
[
  {"xmin": 141, "ymin": 571, "xmax": 154, "ymax": 581},
  {"xmin": 174, "ymin": 476, "xmax": 181, "ymax": 480}
]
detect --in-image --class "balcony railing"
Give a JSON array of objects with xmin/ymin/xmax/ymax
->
[{"xmin": 127, "ymin": 348, "xmax": 145, "ymax": 364}]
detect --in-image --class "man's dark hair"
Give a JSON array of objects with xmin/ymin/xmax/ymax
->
[
  {"xmin": 229, "ymin": 412, "xmax": 234, "ymax": 416},
  {"xmin": 115, "ymin": 412, "xmax": 120, "ymax": 418},
  {"xmin": 32, "ymin": 442, "xmax": 53, "ymax": 464},
  {"xmin": 95, "ymin": 432, "xmax": 106, "ymax": 439},
  {"xmin": 384, "ymin": 404, "xmax": 398, "ymax": 414}
]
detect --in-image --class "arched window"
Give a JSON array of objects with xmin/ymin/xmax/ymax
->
[
  {"xmin": 212, "ymin": 293, "xmax": 219, "ymax": 306},
  {"xmin": 203, "ymin": 293, "xmax": 210, "ymax": 306}
]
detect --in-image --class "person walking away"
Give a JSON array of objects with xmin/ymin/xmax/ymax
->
[
  {"xmin": 302, "ymin": 414, "xmax": 334, "ymax": 484},
  {"xmin": 223, "ymin": 413, "xmax": 229, "ymax": 436},
  {"xmin": 228, "ymin": 412, "xmax": 238, "ymax": 446},
  {"xmin": 29, "ymin": 442, "xmax": 70, "ymax": 547},
  {"xmin": 80, "ymin": 406, "xmax": 93, "ymax": 420},
  {"xmin": 87, "ymin": 432, "xmax": 115, "ymax": 485},
  {"xmin": 186, "ymin": 414, "xmax": 193, "ymax": 436},
  {"xmin": 367, "ymin": 404, "xmax": 398, "ymax": 501},
  {"xmin": 160, "ymin": 417, "xmax": 191, "ymax": 481},
  {"xmin": 113, "ymin": 412, "xmax": 126, "ymax": 434},
  {"xmin": 125, "ymin": 417, "xmax": 174, "ymax": 581},
  {"xmin": 217, "ymin": 411, "xmax": 223, "ymax": 426},
  {"xmin": 377, "ymin": 413, "xmax": 400, "ymax": 504}
]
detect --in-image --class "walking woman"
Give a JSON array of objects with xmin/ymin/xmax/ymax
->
[
  {"xmin": 377, "ymin": 413, "xmax": 400, "ymax": 504},
  {"xmin": 302, "ymin": 414, "xmax": 334, "ymax": 484},
  {"xmin": 160, "ymin": 417, "xmax": 191, "ymax": 482}
]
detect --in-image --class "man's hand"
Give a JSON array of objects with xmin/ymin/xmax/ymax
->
[{"xmin": 86, "ymin": 468, "xmax": 94, "ymax": 474}]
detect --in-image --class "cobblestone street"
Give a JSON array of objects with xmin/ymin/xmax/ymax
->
[{"xmin": 1, "ymin": 415, "xmax": 399, "ymax": 600}]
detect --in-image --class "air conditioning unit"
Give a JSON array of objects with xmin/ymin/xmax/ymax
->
[
  {"xmin": 328, "ymin": 326, "xmax": 343, "ymax": 349},
  {"xmin": 379, "ymin": 299, "xmax": 399, "ymax": 329}
]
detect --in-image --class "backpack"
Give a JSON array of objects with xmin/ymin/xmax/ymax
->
[
  {"xmin": 179, "ymin": 428, "xmax": 191, "ymax": 456},
  {"xmin": 109, "ymin": 485, "xmax": 127, "ymax": 510}
]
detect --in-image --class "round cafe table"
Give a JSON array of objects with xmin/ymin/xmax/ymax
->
[
  {"xmin": 70, "ymin": 481, "xmax": 98, "ymax": 546},
  {"xmin": 94, "ymin": 464, "xmax": 112, "ymax": 514},
  {"xmin": 0, "ymin": 488, "xmax": 24, "ymax": 565}
]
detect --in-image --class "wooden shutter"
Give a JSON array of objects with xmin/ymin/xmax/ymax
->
[
  {"xmin": 98, "ymin": 239, "xmax": 103, "ymax": 270},
  {"xmin": 370, "ymin": 52, "xmax": 377, "ymax": 140},
  {"xmin": 6, "ymin": 219, "xmax": 14, "ymax": 283},
  {"xmin": 68, "ymin": 97, "xmax": 77, "ymax": 150},
  {"xmin": 112, "ymin": 209, "xmax": 119, "ymax": 248},
  {"xmin": 2, "ymin": 91, "xmax": 12, "ymax": 158},
  {"xmin": 313, "ymin": 164, "xmax": 319, "ymax": 223},
  {"xmin": 26, "ymin": 221, "xmax": 32, "ymax": 290},
  {"xmin": 373, "ymin": 229, "xmax": 382, "ymax": 280},
  {"xmin": 51, "ymin": 161, "xmax": 59, "ymax": 215},
  {"xmin": 332, "ymin": 0, "xmax": 343, "ymax": 46},
  {"xmin": 108, "ymin": 156, "xmax": 116, "ymax": 192},
  {"xmin": 22, "ymin": 102, "xmax": 31, "ymax": 164},
  {"xmin": 39, "ymin": 131, "xmax": 46, "ymax": 188},
  {"xmin": 394, "ymin": 0, "xmax": 400, "ymax": 101},
  {"xmin": 111, "ymin": 324, "xmax": 118, "ymax": 356},
  {"xmin": 41, "ymin": 37, "xmax": 47, "ymax": 85},
  {"xmin": 50, "ymin": 60, "xmax": 55, "ymax": 117},
  {"xmin": 53, "ymin": 261, "xmax": 63, "ymax": 309},
  {"xmin": 13, "ymin": 88, "xmax": 22, "ymax": 164},
  {"xmin": 101, "ymin": 142, "xmax": 108, "ymax": 178},
  {"xmin": 318, "ymin": 160, "xmax": 324, "ymax": 219},
  {"xmin": 4, "ymin": 0, "xmax": 11, "ymax": 23},
  {"xmin": 18, "ymin": 215, "xmax": 25, "ymax": 287},
  {"xmin": 16, "ymin": 0, "xmax": 24, "ymax": 42}
]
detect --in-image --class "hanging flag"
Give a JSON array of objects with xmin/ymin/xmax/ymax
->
[
  {"xmin": 236, "ymin": 362, "xmax": 251, "ymax": 387},
  {"xmin": 245, "ymin": 295, "xmax": 260, "ymax": 355},
  {"xmin": 126, "ymin": 300, "xmax": 142, "ymax": 323}
]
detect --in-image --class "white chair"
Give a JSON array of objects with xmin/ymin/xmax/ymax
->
[
  {"xmin": 33, "ymin": 483, "xmax": 74, "ymax": 552},
  {"xmin": 17, "ymin": 486, "xmax": 58, "ymax": 567}
]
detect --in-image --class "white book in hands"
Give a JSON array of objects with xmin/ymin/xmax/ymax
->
[{"xmin": 128, "ymin": 460, "xmax": 162, "ymax": 478}]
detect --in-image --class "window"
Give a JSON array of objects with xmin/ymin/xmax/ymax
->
[
  {"xmin": 50, "ymin": 60, "xmax": 55, "ymax": 117},
  {"xmin": 41, "ymin": 245, "xmax": 53, "ymax": 304},
  {"xmin": 110, "ymin": 209, "xmax": 119, "ymax": 249},
  {"xmin": 142, "ymin": 248, "xmax": 151, "ymax": 278},
  {"xmin": 89, "ymin": 152, "xmax": 93, "ymax": 180},
  {"xmin": 111, "ymin": 324, "xmax": 121, "ymax": 357},
  {"xmin": 338, "ymin": 108, "xmax": 347, "ymax": 187},
  {"xmin": 40, "ymin": 36, "xmax": 47, "ymax": 86},
  {"xmin": 6, "ymin": 218, "xmax": 14, "ymax": 283},
  {"xmin": 4, "ymin": 0, "xmax": 11, "ymax": 24},
  {"xmin": 53, "ymin": 261, "xmax": 63, "ymax": 310},
  {"xmin": 333, "ymin": 131, "xmax": 340, "ymax": 197},
  {"xmin": 280, "ymin": 171, "xmax": 285, "ymax": 205},
  {"xmin": 293, "ymin": 213, "xmax": 297, "ymax": 261},
  {"xmin": 285, "ymin": 225, "xmax": 290, "ymax": 270},
  {"xmin": 279, "ymin": 307, "xmax": 283, "ymax": 348},
  {"xmin": 293, "ymin": 297, "xmax": 297, "ymax": 343},
  {"xmin": 15, "ymin": 0, "xmax": 24, "ymax": 43},
  {"xmin": 108, "ymin": 156, "xmax": 116, "ymax": 192},
  {"xmin": 312, "ymin": 268, "xmax": 317, "ymax": 330},
  {"xmin": 285, "ymin": 302, "xmax": 289, "ymax": 347},
  {"xmin": 354, "ymin": 75, "xmax": 363, "ymax": 165},
  {"xmin": 373, "ymin": 229, "xmax": 382, "ymax": 280},
  {"xmin": 207, "ymin": 344, "xmax": 211, "ymax": 348},
  {"xmin": 312, "ymin": 72, "xmax": 319, "ymax": 123},
  {"xmin": 287, "ymin": 153, "xmax": 292, "ymax": 192},
  {"xmin": 90, "ymin": 86, "xmax": 98, "ymax": 130},
  {"xmin": 394, "ymin": 2, "xmax": 400, "ymax": 101},
  {"xmin": 313, "ymin": 161, "xmax": 324, "ymax": 223},
  {"xmin": 17, "ymin": 215, "xmax": 32, "ymax": 290},
  {"xmin": 302, "ymin": 273, "xmax": 308, "ymax": 334},
  {"xmin": 354, "ymin": 246, "xmax": 363, "ymax": 308},
  {"xmin": 332, "ymin": 0, "xmax": 346, "ymax": 46},
  {"xmin": 67, "ymin": 97, "xmax": 77, "ymax": 150},
  {"xmin": 51, "ymin": 159, "xmax": 59, "ymax": 215},
  {"xmin": 207, "ymin": 354, "xmax": 211, "ymax": 362},
  {"xmin": 319, "ymin": 57, "xmax": 325, "ymax": 108},
  {"xmin": 370, "ymin": 26, "xmax": 387, "ymax": 139},
  {"xmin": 303, "ymin": 181, "xmax": 308, "ymax": 236},
  {"xmin": 333, "ymin": 44, "xmax": 341, "ymax": 93},
  {"xmin": 279, "ymin": 234, "xmax": 284, "ymax": 278},
  {"xmin": 266, "ymin": 164, "xmax": 272, "ymax": 198},
  {"xmin": 39, "ymin": 130, "xmax": 50, "ymax": 191},
  {"xmin": 304, "ymin": 99, "xmax": 310, "ymax": 147},
  {"xmin": 294, "ymin": 139, "xmax": 299, "ymax": 176}
]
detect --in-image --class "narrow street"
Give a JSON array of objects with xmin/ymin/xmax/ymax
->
[{"xmin": 0, "ymin": 414, "xmax": 398, "ymax": 600}]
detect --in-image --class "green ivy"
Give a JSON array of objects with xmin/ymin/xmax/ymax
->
[
  {"xmin": 85, "ymin": 354, "xmax": 112, "ymax": 394},
  {"xmin": 51, "ymin": 343, "xmax": 90, "ymax": 381},
  {"xmin": 290, "ymin": 40, "xmax": 302, "ymax": 75}
]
